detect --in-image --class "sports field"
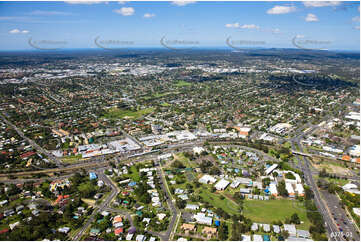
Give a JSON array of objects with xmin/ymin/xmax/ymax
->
[{"xmin": 243, "ymin": 199, "xmax": 311, "ymax": 230}]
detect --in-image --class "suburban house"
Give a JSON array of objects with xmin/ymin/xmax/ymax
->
[
  {"xmin": 180, "ymin": 223, "xmax": 196, "ymax": 235},
  {"xmin": 202, "ymin": 226, "xmax": 217, "ymax": 239}
]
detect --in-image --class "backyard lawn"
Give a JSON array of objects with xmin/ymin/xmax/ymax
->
[{"xmin": 243, "ymin": 199, "xmax": 311, "ymax": 230}]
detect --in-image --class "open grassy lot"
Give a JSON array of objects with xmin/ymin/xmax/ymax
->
[
  {"xmin": 128, "ymin": 165, "xmax": 141, "ymax": 182},
  {"xmin": 175, "ymin": 80, "xmax": 192, "ymax": 87},
  {"xmin": 103, "ymin": 107, "xmax": 154, "ymax": 120},
  {"xmin": 313, "ymin": 160, "xmax": 353, "ymax": 176},
  {"xmin": 243, "ymin": 199, "xmax": 311, "ymax": 230},
  {"xmin": 317, "ymin": 176, "xmax": 350, "ymax": 186},
  {"xmin": 198, "ymin": 188, "xmax": 240, "ymax": 215},
  {"xmin": 173, "ymin": 153, "xmax": 198, "ymax": 168}
]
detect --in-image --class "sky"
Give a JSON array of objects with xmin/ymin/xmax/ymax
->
[{"xmin": 0, "ymin": 0, "xmax": 360, "ymax": 51}]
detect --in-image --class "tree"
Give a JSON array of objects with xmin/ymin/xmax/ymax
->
[
  {"xmin": 171, "ymin": 160, "xmax": 185, "ymax": 169},
  {"xmin": 176, "ymin": 199, "xmax": 186, "ymax": 209},
  {"xmin": 218, "ymin": 223, "xmax": 228, "ymax": 240},
  {"xmin": 277, "ymin": 180, "xmax": 288, "ymax": 197},
  {"xmin": 281, "ymin": 230, "xmax": 289, "ymax": 239},
  {"xmin": 290, "ymin": 213, "xmax": 300, "ymax": 224},
  {"xmin": 262, "ymin": 177, "xmax": 271, "ymax": 188}
]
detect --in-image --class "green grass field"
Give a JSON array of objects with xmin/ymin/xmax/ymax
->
[
  {"xmin": 103, "ymin": 107, "xmax": 154, "ymax": 120},
  {"xmin": 128, "ymin": 166, "xmax": 140, "ymax": 182},
  {"xmin": 198, "ymin": 188, "xmax": 240, "ymax": 215},
  {"xmin": 174, "ymin": 153, "xmax": 198, "ymax": 168},
  {"xmin": 243, "ymin": 199, "xmax": 311, "ymax": 230},
  {"xmin": 175, "ymin": 80, "xmax": 192, "ymax": 87}
]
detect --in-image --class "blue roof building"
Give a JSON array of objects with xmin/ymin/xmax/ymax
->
[
  {"xmin": 215, "ymin": 220, "xmax": 220, "ymax": 226},
  {"xmin": 263, "ymin": 235, "xmax": 270, "ymax": 241},
  {"xmin": 89, "ymin": 172, "xmax": 97, "ymax": 180}
]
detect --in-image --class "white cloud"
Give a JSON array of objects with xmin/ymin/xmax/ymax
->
[
  {"xmin": 143, "ymin": 13, "xmax": 155, "ymax": 18},
  {"xmin": 352, "ymin": 16, "xmax": 360, "ymax": 22},
  {"xmin": 305, "ymin": 13, "xmax": 319, "ymax": 22},
  {"xmin": 355, "ymin": 26, "xmax": 360, "ymax": 30},
  {"xmin": 240, "ymin": 24, "xmax": 260, "ymax": 29},
  {"xmin": 226, "ymin": 23, "xmax": 238, "ymax": 28},
  {"xmin": 9, "ymin": 28, "xmax": 29, "ymax": 34},
  {"xmin": 172, "ymin": 1, "xmax": 196, "ymax": 6},
  {"xmin": 303, "ymin": 1, "xmax": 341, "ymax": 7},
  {"xmin": 30, "ymin": 10, "xmax": 72, "ymax": 16},
  {"xmin": 9, "ymin": 29, "xmax": 20, "ymax": 34},
  {"xmin": 113, "ymin": 7, "xmax": 135, "ymax": 16},
  {"xmin": 118, "ymin": 1, "xmax": 128, "ymax": 4},
  {"xmin": 267, "ymin": 5, "xmax": 296, "ymax": 15}
]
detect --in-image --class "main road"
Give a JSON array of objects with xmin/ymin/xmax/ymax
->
[
  {"xmin": 289, "ymin": 117, "xmax": 358, "ymax": 241},
  {"xmin": 72, "ymin": 169, "xmax": 119, "ymax": 241}
]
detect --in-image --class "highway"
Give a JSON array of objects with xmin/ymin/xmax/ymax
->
[
  {"xmin": 321, "ymin": 190, "xmax": 360, "ymax": 241},
  {"xmin": 289, "ymin": 115, "xmax": 359, "ymax": 241}
]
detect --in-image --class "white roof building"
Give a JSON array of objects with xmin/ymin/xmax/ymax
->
[
  {"xmin": 286, "ymin": 183, "xmax": 295, "ymax": 197},
  {"xmin": 265, "ymin": 164, "xmax": 278, "ymax": 175},
  {"xmin": 136, "ymin": 235, "xmax": 145, "ymax": 241},
  {"xmin": 240, "ymin": 188, "xmax": 251, "ymax": 194},
  {"xmin": 230, "ymin": 180, "xmax": 241, "ymax": 188},
  {"xmin": 241, "ymin": 235, "xmax": 251, "ymax": 241},
  {"xmin": 185, "ymin": 204, "xmax": 199, "ymax": 210},
  {"xmin": 295, "ymin": 184, "xmax": 304, "ymax": 196},
  {"xmin": 199, "ymin": 174, "xmax": 217, "ymax": 184},
  {"xmin": 263, "ymin": 224, "xmax": 270, "ymax": 232},
  {"xmin": 58, "ymin": 227, "xmax": 70, "ymax": 234},
  {"xmin": 273, "ymin": 225, "xmax": 280, "ymax": 233},
  {"xmin": 253, "ymin": 234, "xmax": 263, "ymax": 241},
  {"xmin": 297, "ymin": 230, "xmax": 311, "ymax": 238},
  {"xmin": 269, "ymin": 183, "xmax": 278, "ymax": 196},
  {"xmin": 284, "ymin": 224, "xmax": 297, "ymax": 237},
  {"xmin": 251, "ymin": 223, "xmax": 258, "ymax": 231},
  {"xmin": 214, "ymin": 179, "xmax": 230, "ymax": 190},
  {"xmin": 126, "ymin": 233, "xmax": 134, "ymax": 241},
  {"xmin": 194, "ymin": 212, "xmax": 212, "ymax": 225}
]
